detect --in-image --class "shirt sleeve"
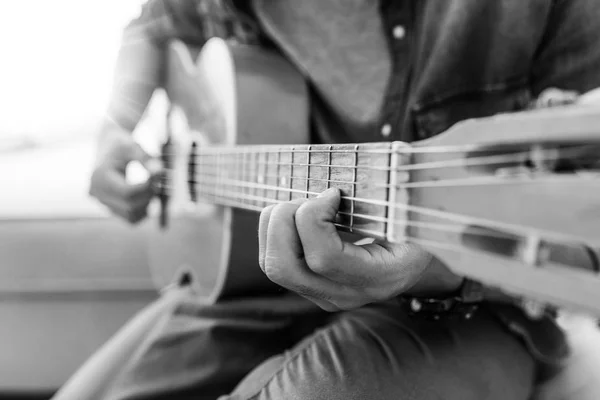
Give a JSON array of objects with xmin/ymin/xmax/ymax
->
[
  {"xmin": 531, "ymin": 0, "xmax": 600, "ymax": 96},
  {"xmin": 107, "ymin": 0, "xmax": 206, "ymax": 131}
]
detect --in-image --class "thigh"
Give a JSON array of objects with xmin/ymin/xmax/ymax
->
[
  {"xmin": 105, "ymin": 290, "xmax": 326, "ymax": 400},
  {"xmin": 225, "ymin": 301, "xmax": 536, "ymax": 400}
]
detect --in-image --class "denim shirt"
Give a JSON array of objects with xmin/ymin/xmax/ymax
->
[{"xmin": 115, "ymin": 0, "xmax": 600, "ymax": 375}]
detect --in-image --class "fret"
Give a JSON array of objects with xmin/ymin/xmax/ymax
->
[
  {"xmin": 291, "ymin": 145, "xmax": 310, "ymax": 200},
  {"xmin": 278, "ymin": 149, "xmax": 292, "ymax": 202},
  {"xmin": 234, "ymin": 151, "xmax": 240, "ymax": 200},
  {"xmin": 248, "ymin": 149, "xmax": 256, "ymax": 205},
  {"xmin": 275, "ymin": 149, "xmax": 281, "ymax": 202},
  {"xmin": 260, "ymin": 149, "xmax": 267, "ymax": 208},
  {"xmin": 326, "ymin": 145, "xmax": 332, "ymax": 190},
  {"xmin": 193, "ymin": 143, "xmax": 392, "ymax": 239},
  {"xmin": 222, "ymin": 152, "xmax": 226, "ymax": 198},
  {"xmin": 223, "ymin": 152, "xmax": 228, "ymax": 200},
  {"xmin": 254, "ymin": 150, "xmax": 260, "ymax": 207},
  {"xmin": 253, "ymin": 150, "xmax": 260, "ymax": 207},
  {"xmin": 306, "ymin": 145, "xmax": 311, "ymax": 198},
  {"xmin": 214, "ymin": 152, "xmax": 220, "ymax": 199},
  {"xmin": 219, "ymin": 152, "xmax": 225, "ymax": 200},
  {"xmin": 350, "ymin": 144, "xmax": 359, "ymax": 231},
  {"xmin": 243, "ymin": 149, "xmax": 249, "ymax": 206},
  {"xmin": 226, "ymin": 152, "xmax": 232, "ymax": 201},
  {"xmin": 263, "ymin": 149, "xmax": 270, "ymax": 207},
  {"xmin": 207, "ymin": 153, "xmax": 213, "ymax": 199},
  {"xmin": 289, "ymin": 147, "xmax": 294, "ymax": 201},
  {"xmin": 212, "ymin": 153, "xmax": 216, "ymax": 199}
]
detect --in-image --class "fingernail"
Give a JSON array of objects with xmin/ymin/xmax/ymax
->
[{"xmin": 317, "ymin": 188, "xmax": 338, "ymax": 198}]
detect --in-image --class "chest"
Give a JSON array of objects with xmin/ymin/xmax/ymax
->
[{"xmin": 254, "ymin": 0, "xmax": 391, "ymax": 125}]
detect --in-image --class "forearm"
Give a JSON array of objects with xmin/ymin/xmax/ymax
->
[
  {"xmin": 105, "ymin": 30, "xmax": 164, "ymax": 133},
  {"xmin": 404, "ymin": 256, "xmax": 464, "ymax": 297},
  {"xmin": 104, "ymin": 0, "xmax": 207, "ymax": 134}
]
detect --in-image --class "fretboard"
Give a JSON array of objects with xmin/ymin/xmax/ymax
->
[{"xmin": 191, "ymin": 142, "xmax": 406, "ymax": 239}]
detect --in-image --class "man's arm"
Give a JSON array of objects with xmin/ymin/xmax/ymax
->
[
  {"xmin": 107, "ymin": 0, "xmax": 206, "ymax": 132},
  {"xmin": 90, "ymin": 0, "xmax": 206, "ymax": 223}
]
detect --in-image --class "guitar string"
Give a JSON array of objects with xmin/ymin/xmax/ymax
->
[
  {"xmin": 200, "ymin": 187, "xmax": 514, "ymax": 239},
  {"xmin": 163, "ymin": 144, "xmax": 479, "ymax": 156},
  {"xmin": 181, "ymin": 185, "xmax": 600, "ymax": 304},
  {"xmin": 190, "ymin": 170, "xmax": 597, "ymax": 190},
  {"xmin": 184, "ymin": 143, "xmax": 597, "ymax": 174},
  {"xmin": 402, "ymin": 235, "xmax": 600, "ymax": 285},
  {"xmin": 178, "ymin": 188, "xmax": 600, "ymax": 286},
  {"xmin": 165, "ymin": 177, "xmax": 594, "ymax": 245},
  {"xmin": 187, "ymin": 187, "xmax": 523, "ymax": 242},
  {"xmin": 188, "ymin": 171, "xmax": 600, "ymax": 191},
  {"xmin": 159, "ymin": 143, "xmax": 598, "ymax": 244},
  {"xmin": 191, "ymin": 186, "xmax": 600, "ymax": 261},
  {"xmin": 163, "ymin": 142, "xmax": 598, "ymax": 156}
]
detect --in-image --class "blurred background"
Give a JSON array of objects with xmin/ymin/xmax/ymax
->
[{"xmin": 0, "ymin": 2, "xmax": 157, "ymax": 398}]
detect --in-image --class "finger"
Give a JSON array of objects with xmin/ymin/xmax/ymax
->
[
  {"xmin": 259, "ymin": 200, "xmax": 306, "ymax": 272},
  {"xmin": 101, "ymin": 168, "xmax": 155, "ymax": 202},
  {"xmin": 264, "ymin": 201, "xmax": 361, "ymax": 310},
  {"xmin": 258, "ymin": 204, "xmax": 276, "ymax": 273},
  {"xmin": 295, "ymin": 188, "xmax": 428, "ymax": 287},
  {"xmin": 129, "ymin": 143, "xmax": 163, "ymax": 177}
]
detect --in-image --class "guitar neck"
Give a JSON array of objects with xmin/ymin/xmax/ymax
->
[{"xmin": 191, "ymin": 142, "xmax": 406, "ymax": 239}]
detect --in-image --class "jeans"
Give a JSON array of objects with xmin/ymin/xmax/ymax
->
[{"xmin": 103, "ymin": 289, "xmax": 535, "ymax": 400}]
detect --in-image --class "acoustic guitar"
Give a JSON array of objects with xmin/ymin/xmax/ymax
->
[{"xmin": 147, "ymin": 37, "xmax": 600, "ymax": 316}]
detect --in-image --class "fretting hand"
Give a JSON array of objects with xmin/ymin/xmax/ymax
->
[{"xmin": 258, "ymin": 187, "xmax": 464, "ymax": 311}]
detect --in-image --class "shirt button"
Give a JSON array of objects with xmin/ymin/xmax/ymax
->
[
  {"xmin": 392, "ymin": 25, "xmax": 406, "ymax": 40},
  {"xmin": 381, "ymin": 123, "xmax": 392, "ymax": 137}
]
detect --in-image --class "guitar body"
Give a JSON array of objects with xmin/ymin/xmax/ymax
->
[
  {"xmin": 145, "ymin": 38, "xmax": 600, "ymax": 315},
  {"xmin": 146, "ymin": 39, "xmax": 309, "ymax": 302}
]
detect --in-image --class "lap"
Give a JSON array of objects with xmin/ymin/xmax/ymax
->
[
  {"xmin": 105, "ymin": 292, "xmax": 535, "ymax": 400},
  {"xmin": 225, "ymin": 301, "xmax": 535, "ymax": 400},
  {"xmin": 104, "ymin": 291, "xmax": 327, "ymax": 400}
]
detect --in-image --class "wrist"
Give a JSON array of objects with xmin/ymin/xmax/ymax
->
[{"xmin": 404, "ymin": 256, "xmax": 464, "ymax": 297}]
